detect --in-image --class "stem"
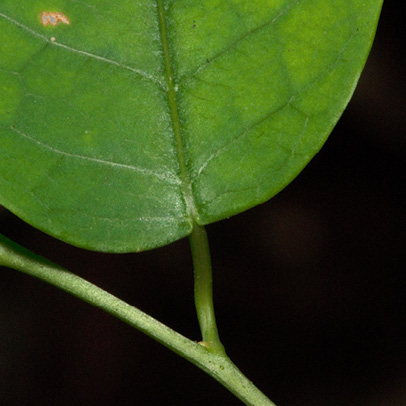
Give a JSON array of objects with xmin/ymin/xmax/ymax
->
[
  {"xmin": 189, "ymin": 223, "xmax": 224, "ymax": 353},
  {"xmin": 1, "ymin": 233, "xmax": 276, "ymax": 406}
]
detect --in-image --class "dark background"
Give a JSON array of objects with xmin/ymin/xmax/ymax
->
[{"xmin": 1, "ymin": 3, "xmax": 404, "ymax": 405}]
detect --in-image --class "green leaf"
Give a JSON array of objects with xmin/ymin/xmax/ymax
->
[{"xmin": 0, "ymin": 1, "xmax": 383, "ymax": 252}]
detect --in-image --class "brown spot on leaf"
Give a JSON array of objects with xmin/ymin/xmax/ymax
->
[{"xmin": 40, "ymin": 11, "xmax": 70, "ymax": 26}]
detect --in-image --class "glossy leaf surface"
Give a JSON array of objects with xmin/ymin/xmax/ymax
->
[{"xmin": 0, "ymin": 1, "xmax": 382, "ymax": 252}]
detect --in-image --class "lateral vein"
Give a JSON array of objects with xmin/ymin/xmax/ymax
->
[{"xmin": 0, "ymin": 12, "xmax": 164, "ymax": 88}]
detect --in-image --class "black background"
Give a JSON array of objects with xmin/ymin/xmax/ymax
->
[{"xmin": 1, "ymin": 3, "xmax": 405, "ymax": 405}]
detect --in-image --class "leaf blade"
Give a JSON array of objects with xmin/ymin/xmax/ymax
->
[{"xmin": 0, "ymin": 0, "xmax": 383, "ymax": 252}]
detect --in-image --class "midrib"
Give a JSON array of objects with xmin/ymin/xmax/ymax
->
[{"xmin": 156, "ymin": 0, "xmax": 197, "ymax": 221}]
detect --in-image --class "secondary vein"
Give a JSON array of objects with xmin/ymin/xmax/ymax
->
[
  {"xmin": 0, "ymin": 12, "xmax": 163, "ymax": 87},
  {"xmin": 8, "ymin": 126, "xmax": 180, "ymax": 185},
  {"xmin": 156, "ymin": 1, "xmax": 197, "ymax": 220}
]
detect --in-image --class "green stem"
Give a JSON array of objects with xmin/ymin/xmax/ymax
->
[
  {"xmin": 0, "ymin": 233, "xmax": 276, "ymax": 406},
  {"xmin": 189, "ymin": 223, "xmax": 224, "ymax": 353}
]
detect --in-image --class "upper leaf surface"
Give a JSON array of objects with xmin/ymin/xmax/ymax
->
[{"xmin": 0, "ymin": 0, "xmax": 383, "ymax": 252}]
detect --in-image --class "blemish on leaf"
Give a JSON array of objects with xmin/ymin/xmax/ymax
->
[{"xmin": 40, "ymin": 11, "xmax": 70, "ymax": 26}]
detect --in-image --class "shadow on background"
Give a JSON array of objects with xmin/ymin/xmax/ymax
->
[{"xmin": 1, "ymin": 2, "xmax": 404, "ymax": 405}]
